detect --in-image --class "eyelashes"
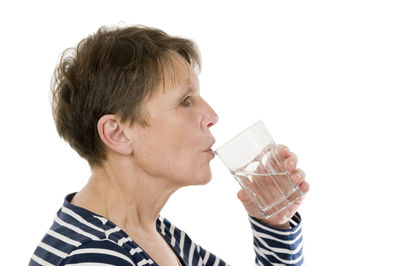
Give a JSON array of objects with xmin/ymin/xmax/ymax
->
[{"xmin": 181, "ymin": 96, "xmax": 192, "ymax": 107}]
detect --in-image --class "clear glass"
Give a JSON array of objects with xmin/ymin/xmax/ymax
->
[{"xmin": 215, "ymin": 120, "xmax": 303, "ymax": 218}]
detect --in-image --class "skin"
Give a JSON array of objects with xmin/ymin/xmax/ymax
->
[{"xmin": 71, "ymin": 52, "xmax": 309, "ymax": 265}]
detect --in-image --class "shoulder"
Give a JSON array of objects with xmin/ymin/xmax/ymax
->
[
  {"xmin": 30, "ymin": 193, "xmax": 132, "ymax": 265},
  {"xmin": 59, "ymin": 239, "xmax": 136, "ymax": 266}
]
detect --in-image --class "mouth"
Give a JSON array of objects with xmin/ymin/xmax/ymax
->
[
  {"xmin": 203, "ymin": 139, "xmax": 215, "ymax": 151},
  {"xmin": 205, "ymin": 149, "xmax": 215, "ymax": 158},
  {"xmin": 203, "ymin": 139, "xmax": 216, "ymax": 158}
]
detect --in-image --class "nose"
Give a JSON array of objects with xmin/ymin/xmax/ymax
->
[{"xmin": 200, "ymin": 98, "xmax": 219, "ymax": 130}]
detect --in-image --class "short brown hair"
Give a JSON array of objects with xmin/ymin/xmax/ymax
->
[{"xmin": 51, "ymin": 25, "xmax": 201, "ymax": 166}]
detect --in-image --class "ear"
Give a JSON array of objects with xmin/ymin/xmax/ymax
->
[{"xmin": 97, "ymin": 114, "xmax": 133, "ymax": 155}]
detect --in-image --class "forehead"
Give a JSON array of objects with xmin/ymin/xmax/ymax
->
[
  {"xmin": 156, "ymin": 54, "xmax": 199, "ymax": 95},
  {"xmin": 165, "ymin": 53, "xmax": 197, "ymax": 87},
  {"xmin": 144, "ymin": 53, "xmax": 199, "ymax": 106}
]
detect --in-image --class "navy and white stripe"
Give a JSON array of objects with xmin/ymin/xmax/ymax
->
[
  {"xmin": 30, "ymin": 193, "xmax": 304, "ymax": 265},
  {"xmin": 250, "ymin": 213, "xmax": 304, "ymax": 265}
]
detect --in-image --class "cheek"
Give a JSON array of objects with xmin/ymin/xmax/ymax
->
[
  {"xmin": 164, "ymin": 135, "xmax": 210, "ymax": 183},
  {"xmin": 167, "ymin": 137, "xmax": 196, "ymax": 170},
  {"xmin": 134, "ymin": 122, "xmax": 210, "ymax": 183},
  {"xmin": 172, "ymin": 145, "xmax": 213, "ymax": 185},
  {"xmin": 137, "ymin": 129, "xmax": 194, "ymax": 176}
]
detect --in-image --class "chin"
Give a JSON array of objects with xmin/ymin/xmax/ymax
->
[
  {"xmin": 178, "ymin": 171, "xmax": 212, "ymax": 187},
  {"xmin": 175, "ymin": 165, "xmax": 213, "ymax": 186},
  {"xmin": 193, "ymin": 170, "xmax": 213, "ymax": 186}
]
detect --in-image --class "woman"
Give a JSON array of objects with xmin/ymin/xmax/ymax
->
[{"xmin": 30, "ymin": 25, "xmax": 309, "ymax": 266}]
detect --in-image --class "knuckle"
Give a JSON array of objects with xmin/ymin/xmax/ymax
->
[
  {"xmin": 277, "ymin": 144, "xmax": 289, "ymax": 153},
  {"xmin": 289, "ymin": 152, "xmax": 298, "ymax": 161},
  {"xmin": 296, "ymin": 168, "xmax": 305, "ymax": 176}
]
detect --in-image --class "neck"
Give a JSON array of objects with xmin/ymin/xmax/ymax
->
[{"xmin": 71, "ymin": 159, "xmax": 179, "ymax": 239}]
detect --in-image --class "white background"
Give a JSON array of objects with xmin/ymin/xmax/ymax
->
[{"xmin": 1, "ymin": 1, "xmax": 399, "ymax": 265}]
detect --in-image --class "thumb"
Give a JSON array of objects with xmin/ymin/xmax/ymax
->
[
  {"xmin": 237, "ymin": 189, "xmax": 252, "ymax": 205},
  {"xmin": 237, "ymin": 189, "xmax": 262, "ymax": 219}
]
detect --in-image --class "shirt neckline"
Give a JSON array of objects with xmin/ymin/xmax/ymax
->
[{"xmin": 63, "ymin": 192, "xmax": 186, "ymax": 266}]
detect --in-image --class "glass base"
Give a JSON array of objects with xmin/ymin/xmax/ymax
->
[{"xmin": 259, "ymin": 188, "xmax": 303, "ymax": 218}]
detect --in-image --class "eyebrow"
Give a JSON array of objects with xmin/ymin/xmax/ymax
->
[
  {"xmin": 177, "ymin": 86, "xmax": 195, "ymax": 101},
  {"xmin": 183, "ymin": 86, "xmax": 195, "ymax": 94}
]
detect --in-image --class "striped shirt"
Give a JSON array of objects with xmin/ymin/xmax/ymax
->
[{"xmin": 29, "ymin": 193, "xmax": 304, "ymax": 265}]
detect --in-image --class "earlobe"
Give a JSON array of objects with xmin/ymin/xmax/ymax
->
[{"xmin": 97, "ymin": 115, "xmax": 133, "ymax": 155}]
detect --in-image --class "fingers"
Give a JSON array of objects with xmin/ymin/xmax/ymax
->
[
  {"xmin": 276, "ymin": 144, "xmax": 291, "ymax": 159},
  {"xmin": 281, "ymin": 152, "xmax": 297, "ymax": 173},
  {"xmin": 290, "ymin": 168, "xmax": 309, "ymax": 195},
  {"xmin": 252, "ymin": 144, "xmax": 309, "ymax": 195},
  {"xmin": 299, "ymin": 182, "xmax": 310, "ymax": 194},
  {"xmin": 276, "ymin": 144, "xmax": 298, "ymax": 172},
  {"xmin": 291, "ymin": 169, "xmax": 305, "ymax": 184}
]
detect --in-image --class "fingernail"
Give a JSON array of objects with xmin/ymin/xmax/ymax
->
[{"xmin": 290, "ymin": 161, "xmax": 295, "ymax": 169}]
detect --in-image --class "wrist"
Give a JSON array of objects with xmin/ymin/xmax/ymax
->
[{"xmin": 256, "ymin": 218, "xmax": 291, "ymax": 229}]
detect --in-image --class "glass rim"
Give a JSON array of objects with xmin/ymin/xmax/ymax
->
[{"xmin": 215, "ymin": 120, "xmax": 264, "ymax": 153}]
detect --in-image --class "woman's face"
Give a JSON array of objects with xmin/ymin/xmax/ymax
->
[{"xmin": 129, "ymin": 54, "xmax": 218, "ymax": 187}]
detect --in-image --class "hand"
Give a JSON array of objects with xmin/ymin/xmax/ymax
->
[{"xmin": 237, "ymin": 144, "xmax": 310, "ymax": 229}]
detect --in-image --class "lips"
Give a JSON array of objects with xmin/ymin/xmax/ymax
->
[
  {"xmin": 203, "ymin": 138, "xmax": 216, "ymax": 152},
  {"xmin": 205, "ymin": 149, "xmax": 215, "ymax": 158}
]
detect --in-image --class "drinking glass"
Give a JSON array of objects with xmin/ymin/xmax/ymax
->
[{"xmin": 215, "ymin": 120, "xmax": 303, "ymax": 218}]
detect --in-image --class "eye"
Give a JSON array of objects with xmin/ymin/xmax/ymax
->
[{"xmin": 181, "ymin": 96, "xmax": 192, "ymax": 107}]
